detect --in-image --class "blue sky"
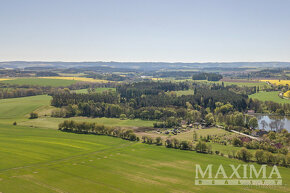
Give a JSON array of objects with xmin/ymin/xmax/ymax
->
[{"xmin": 0, "ymin": 0, "xmax": 290, "ymax": 62}]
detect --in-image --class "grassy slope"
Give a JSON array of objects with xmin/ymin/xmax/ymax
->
[
  {"xmin": 249, "ymin": 91, "xmax": 290, "ymax": 104},
  {"xmin": 0, "ymin": 95, "xmax": 51, "ymax": 123},
  {"xmin": 0, "ymin": 95, "xmax": 289, "ymax": 192},
  {"xmin": 2, "ymin": 78, "xmax": 77, "ymax": 87}
]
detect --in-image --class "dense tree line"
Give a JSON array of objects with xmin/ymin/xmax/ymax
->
[
  {"xmin": 0, "ymin": 88, "xmax": 44, "ymax": 99},
  {"xmin": 51, "ymin": 82, "xmax": 250, "ymax": 127},
  {"xmin": 149, "ymin": 71, "xmax": 199, "ymax": 78},
  {"xmin": 0, "ymin": 83, "xmax": 66, "ymax": 99},
  {"xmin": 51, "ymin": 92, "xmax": 120, "ymax": 107},
  {"xmin": 85, "ymin": 72, "xmax": 127, "ymax": 81},
  {"xmin": 50, "ymin": 81, "xmax": 288, "ymax": 135},
  {"xmin": 35, "ymin": 71, "xmax": 59, "ymax": 77},
  {"xmin": 117, "ymin": 81, "xmax": 190, "ymax": 99},
  {"xmin": 58, "ymin": 120, "xmax": 138, "ymax": 141},
  {"xmin": 192, "ymin": 73, "xmax": 223, "ymax": 81},
  {"xmin": 248, "ymin": 98, "xmax": 290, "ymax": 115}
]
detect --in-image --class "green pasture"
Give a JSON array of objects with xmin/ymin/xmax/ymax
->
[
  {"xmin": 2, "ymin": 78, "xmax": 77, "ymax": 87},
  {"xmin": 249, "ymin": 91, "xmax": 290, "ymax": 104}
]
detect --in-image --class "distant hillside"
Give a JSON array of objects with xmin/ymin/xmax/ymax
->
[{"xmin": 0, "ymin": 61, "xmax": 289, "ymax": 72}]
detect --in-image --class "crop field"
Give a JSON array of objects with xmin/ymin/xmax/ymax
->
[
  {"xmin": 261, "ymin": 80, "xmax": 290, "ymax": 86},
  {"xmin": 249, "ymin": 91, "xmax": 290, "ymax": 104},
  {"xmin": 39, "ymin": 76, "xmax": 110, "ymax": 83},
  {"xmin": 0, "ymin": 78, "xmax": 11, "ymax": 81},
  {"xmin": 0, "ymin": 124, "xmax": 289, "ymax": 193},
  {"xmin": 284, "ymin": 90, "xmax": 290, "ymax": 98},
  {"xmin": 1, "ymin": 78, "xmax": 78, "ymax": 87},
  {"xmin": 1, "ymin": 76, "xmax": 111, "ymax": 87}
]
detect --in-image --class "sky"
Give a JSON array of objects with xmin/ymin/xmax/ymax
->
[{"xmin": 0, "ymin": 0, "xmax": 290, "ymax": 62}]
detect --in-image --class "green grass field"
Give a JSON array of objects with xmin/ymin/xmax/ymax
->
[
  {"xmin": 175, "ymin": 128, "xmax": 229, "ymax": 141},
  {"xmin": 20, "ymin": 117, "xmax": 155, "ymax": 129},
  {"xmin": 0, "ymin": 95, "xmax": 51, "ymax": 123},
  {"xmin": 2, "ymin": 78, "xmax": 78, "ymax": 87},
  {"xmin": 0, "ymin": 95, "xmax": 289, "ymax": 192},
  {"xmin": 74, "ymin": 87, "xmax": 116, "ymax": 94},
  {"xmin": 0, "ymin": 124, "xmax": 289, "ymax": 193},
  {"xmin": 221, "ymin": 81, "xmax": 268, "ymax": 87},
  {"xmin": 174, "ymin": 79, "xmax": 268, "ymax": 87},
  {"xmin": 249, "ymin": 91, "xmax": 290, "ymax": 104}
]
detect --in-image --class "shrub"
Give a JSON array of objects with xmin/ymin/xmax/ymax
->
[
  {"xmin": 155, "ymin": 137, "xmax": 163, "ymax": 146},
  {"xmin": 165, "ymin": 138, "xmax": 173, "ymax": 148},
  {"xmin": 120, "ymin": 114, "xmax": 126, "ymax": 120},
  {"xmin": 172, "ymin": 138, "xmax": 180, "ymax": 149},
  {"xmin": 180, "ymin": 141, "xmax": 189, "ymax": 150},
  {"xmin": 278, "ymin": 147, "xmax": 288, "ymax": 155},
  {"xmin": 264, "ymin": 151, "xmax": 275, "ymax": 164},
  {"xmin": 255, "ymin": 150, "xmax": 265, "ymax": 164},
  {"xmin": 128, "ymin": 133, "xmax": 137, "ymax": 141},
  {"xmin": 146, "ymin": 136, "xmax": 153, "ymax": 144},
  {"xmin": 237, "ymin": 148, "xmax": 252, "ymax": 162},
  {"xmin": 275, "ymin": 154, "xmax": 286, "ymax": 166},
  {"xmin": 232, "ymin": 137, "xmax": 243, "ymax": 147},
  {"xmin": 196, "ymin": 141, "xmax": 208, "ymax": 153},
  {"xmin": 29, "ymin": 112, "xmax": 38, "ymax": 119}
]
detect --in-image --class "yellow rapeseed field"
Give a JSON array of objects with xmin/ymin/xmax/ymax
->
[
  {"xmin": 284, "ymin": 90, "xmax": 290, "ymax": 98},
  {"xmin": 261, "ymin": 79, "xmax": 290, "ymax": 86},
  {"xmin": 39, "ymin": 77, "xmax": 110, "ymax": 83},
  {"xmin": 151, "ymin": 78, "xmax": 163, "ymax": 81},
  {"xmin": 0, "ymin": 78, "xmax": 11, "ymax": 81}
]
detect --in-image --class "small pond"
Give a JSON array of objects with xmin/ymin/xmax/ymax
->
[{"xmin": 256, "ymin": 115, "xmax": 290, "ymax": 132}]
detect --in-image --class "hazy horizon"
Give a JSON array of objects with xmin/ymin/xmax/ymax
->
[{"xmin": 1, "ymin": 0, "xmax": 290, "ymax": 62}]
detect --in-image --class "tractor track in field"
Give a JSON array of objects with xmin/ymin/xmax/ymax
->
[{"xmin": 0, "ymin": 142, "xmax": 134, "ymax": 174}]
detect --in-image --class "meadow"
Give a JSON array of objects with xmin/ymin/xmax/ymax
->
[
  {"xmin": 20, "ymin": 117, "xmax": 155, "ymax": 129},
  {"xmin": 1, "ymin": 78, "xmax": 78, "ymax": 87},
  {"xmin": 249, "ymin": 91, "xmax": 290, "ymax": 104}
]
